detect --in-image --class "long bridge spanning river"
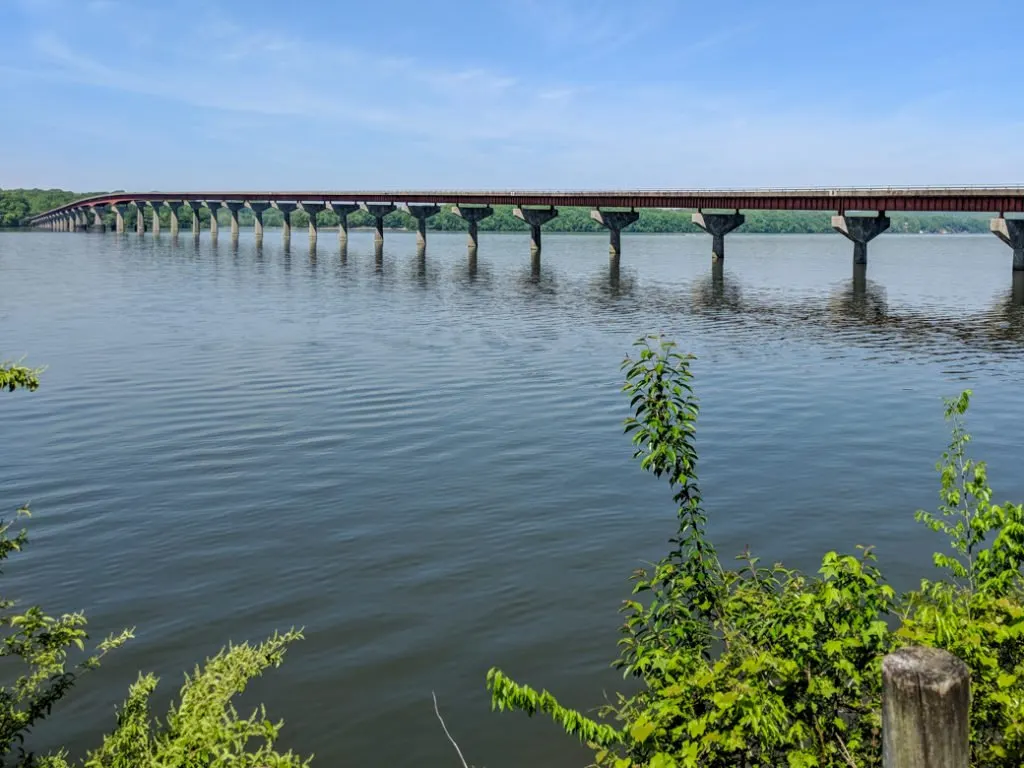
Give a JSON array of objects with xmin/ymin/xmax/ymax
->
[{"xmin": 27, "ymin": 186, "xmax": 1024, "ymax": 270}]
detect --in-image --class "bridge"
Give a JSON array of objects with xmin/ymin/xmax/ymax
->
[{"xmin": 26, "ymin": 186, "xmax": 1024, "ymax": 270}]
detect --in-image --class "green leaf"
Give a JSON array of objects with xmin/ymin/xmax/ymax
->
[{"xmin": 630, "ymin": 717, "xmax": 655, "ymax": 743}]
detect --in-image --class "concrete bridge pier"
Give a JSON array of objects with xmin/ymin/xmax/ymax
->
[
  {"xmin": 275, "ymin": 203, "xmax": 297, "ymax": 243},
  {"xmin": 692, "ymin": 211, "xmax": 745, "ymax": 260},
  {"xmin": 514, "ymin": 207, "xmax": 558, "ymax": 255},
  {"xmin": 591, "ymin": 209, "xmax": 639, "ymax": 260},
  {"xmin": 111, "ymin": 204, "xmax": 125, "ymax": 234},
  {"xmin": 991, "ymin": 216, "xmax": 1024, "ymax": 270},
  {"xmin": 1013, "ymin": 272, "xmax": 1024, "ymax": 306},
  {"xmin": 832, "ymin": 212, "xmax": 890, "ymax": 265},
  {"xmin": 134, "ymin": 202, "xmax": 146, "ymax": 234},
  {"xmin": 300, "ymin": 203, "xmax": 325, "ymax": 243},
  {"xmin": 329, "ymin": 203, "xmax": 359, "ymax": 246},
  {"xmin": 148, "ymin": 204, "xmax": 161, "ymax": 236},
  {"xmin": 223, "ymin": 202, "xmax": 244, "ymax": 240},
  {"xmin": 184, "ymin": 202, "xmax": 201, "ymax": 237},
  {"xmin": 403, "ymin": 204, "xmax": 440, "ymax": 251},
  {"xmin": 364, "ymin": 203, "xmax": 397, "ymax": 246},
  {"xmin": 247, "ymin": 203, "xmax": 271, "ymax": 241},
  {"xmin": 88, "ymin": 206, "xmax": 106, "ymax": 232},
  {"xmin": 167, "ymin": 202, "xmax": 181, "ymax": 237},
  {"xmin": 452, "ymin": 205, "xmax": 493, "ymax": 250},
  {"xmin": 205, "ymin": 202, "xmax": 222, "ymax": 239},
  {"xmin": 73, "ymin": 209, "xmax": 88, "ymax": 231}
]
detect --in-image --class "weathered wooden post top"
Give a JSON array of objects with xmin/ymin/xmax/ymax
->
[{"xmin": 883, "ymin": 646, "xmax": 970, "ymax": 768}]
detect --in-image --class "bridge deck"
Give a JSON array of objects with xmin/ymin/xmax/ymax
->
[{"xmin": 28, "ymin": 186, "xmax": 1024, "ymax": 221}]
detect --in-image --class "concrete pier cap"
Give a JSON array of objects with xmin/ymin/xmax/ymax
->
[
  {"xmin": 299, "ymin": 202, "xmax": 326, "ymax": 239},
  {"xmin": 452, "ymin": 205, "xmax": 494, "ymax": 249},
  {"xmin": 590, "ymin": 208, "xmax": 639, "ymax": 258},
  {"xmin": 274, "ymin": 202, "xmax": 298, "ymax": 240},
  {"xmin": 363, "ymin": 203, "xmax": 397, "ymax": 244},
  {"xmin": 184, "ymin": 201, "xmax": 202, "ymax": 235},
  {"xmin": 403, "ymin": 204, "xmax": 441, "ymax": 248},
  {"xmin": 991, "ymin": 215, "xmax": 1024, "ymax": 271},
  {"xmin": 329, "ymin": 202, "xmax": 360, "ymax": 244},
  {"xmin": 246, "ymin": 202, "xmax": 272, "ymax": 239},
  {"xmin": 514, "ymin": 206, "xmax": 558, "ymax": 255},
  {"xmin": 204, "ymin": 201, "xmax": 224, "ymax": 237},
  {"xmin": 133, "ymin": 201, "xmax": 147, "ymax": 234},
  {"xmin": 223, "ymin": 201, "xmax": 244, "ymax": 238},
  {"xmin": 692, "ymin": 210, "xmax": 745, "ymax": 261},
  {"xmin": 165, "ymin": 201, "xmax": 183, "ymax": 236},
  {"xmin": 832, "ymin": 211, "xmax": 890, "ymax": 265}
]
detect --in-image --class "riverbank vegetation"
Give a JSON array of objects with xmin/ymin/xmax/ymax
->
[
  {"xmin": 0, "ymin": 188, "xmax": 991, "ymax": 234},
  {"xmin": 8, "ymin": 337, "xmax": 1024, "ymax": 766},
  {"xmin": 1, "ymin": 359, "xmax": 309, "ymax": 768},
  {"xmin": 488, "ymin": 336, "xmax": 1024, "ymax": 767}
]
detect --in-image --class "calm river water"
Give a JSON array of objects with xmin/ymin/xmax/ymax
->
[{"xmin": 3, "ymin": 230, "xmax": 1024, "ymax": 766}]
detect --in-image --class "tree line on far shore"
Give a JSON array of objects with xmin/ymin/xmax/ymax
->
[{"xmin": 0, "ymin": 187, "xmax": 993, "ymax": 234}]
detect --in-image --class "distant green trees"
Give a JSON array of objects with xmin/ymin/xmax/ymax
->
[
  {"xmin": 0, "ymin": 190, "xmax": 98, "ymax": 227},
  {"xmin": 0, "ymin": 188, "xmax": 994, "ymax": 234}
]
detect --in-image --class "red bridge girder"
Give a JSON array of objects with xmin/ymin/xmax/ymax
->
[{"xmin": 29, "ymin": 186, "xmax": 1024, "ymax": 221}]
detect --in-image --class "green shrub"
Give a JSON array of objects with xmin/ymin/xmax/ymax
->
[{"xmin": 488, "ymin": 336, "xmax": 1024, "ymax": 767}]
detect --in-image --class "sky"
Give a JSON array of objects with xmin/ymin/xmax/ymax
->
[{"xmin": 2, "ymin": 0, "xmax": 1023, "ymax": 191}]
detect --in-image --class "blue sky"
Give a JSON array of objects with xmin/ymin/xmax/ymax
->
[{"xmin": 2, "ymin": 0, "xmax": 1022, "ymax": 191}]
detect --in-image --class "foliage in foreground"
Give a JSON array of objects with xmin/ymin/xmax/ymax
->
[
  {"xmin": 488, "ymin": 336, "xmax": 1024, "ymax": 767},
  {"xmin": 2, "ymin": 360, "xmax": 309, "ymax": 767}
]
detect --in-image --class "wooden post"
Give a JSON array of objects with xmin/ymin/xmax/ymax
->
[{"xmin": 883, "ymin": 646, "xmax": 969, "ymax": 768}]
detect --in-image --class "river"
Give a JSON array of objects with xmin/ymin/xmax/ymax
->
[{"xmin": 3, "ymin": 229, "xmax": 1023, "ymax": 766}]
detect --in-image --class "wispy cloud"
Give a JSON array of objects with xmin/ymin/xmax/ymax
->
[{"xmin": 3, "ymin": 0, "xmax": 1023, "ymax": 190}]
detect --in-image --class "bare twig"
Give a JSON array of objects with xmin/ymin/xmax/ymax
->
[
  {"xmin": 836, "ymin": 732, "xmax": 858, "ymax": 768},
  {"xmin": 433, "ymin": 691, "xmax": 470, "ymax": 768}
]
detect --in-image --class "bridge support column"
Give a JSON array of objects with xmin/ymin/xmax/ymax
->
[
  {"xmin": 167, "ymin": 202, "xmax": 181, "ymax": 237},
  {"xmin": 149, "ymin": 204, "xmax": 161, "ymax": 236},
  {"xmin": 205, "ymin": 202, "xmax": 222, "ymax": 239},
  {"xmin": 363, "ymin": 203, "xmax": 397, "ymax": 246},
  {"xmin": 514, "ymin": 207, "xmax": 558, "ymax": 255},
  {"xmin": 134, "ymin": 202, "xmax": 146, "ymax": 234},
  {"xmin": 89, "ymin": 206, "xmax": 106, "ymax": 232},
  {"xmin": 832, "ymin": 212, "xmax": 890, "ymax": 265},
  {"xmin": 247, "ymin": 203, "xmax": 271, "ymax": 241},
  {"xmin": 223, "ymin": 202, "xmax": 243, "ymax": 240},
  {"xmin": 299, "ymin": 203, "xmax": 325, "ymax": 244},
  {"xmin": 329, "ymin": 203, "xmax": 359, "ymax": 246},
  {"xmin": 692, "ymin": 211, "xmax": 745, "ymax": 261},
  {"xmin": 452, "ymin": 205, "xmax": 493, "ymax": 250},
  {"xmin": 591, "ymin": 209, "xmax": 639, "ymax": 260},
  {"xmin": 403, "ymin": 204, "xmax": 440, "ymax": 250},
  {"xmin": 275, "ymin": 203, "xmax": 297, "ymax": 243},
  {"xmin": 111, "ymin": 205, "xmax": 125, "ymax": 234},
  {"xmin": 991, "ymin": 216, "xmax": 1024, "ymax": 271},
  {"xmin": 184, "ymin": 202, "xmax": 201, "ymax": 236}
]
